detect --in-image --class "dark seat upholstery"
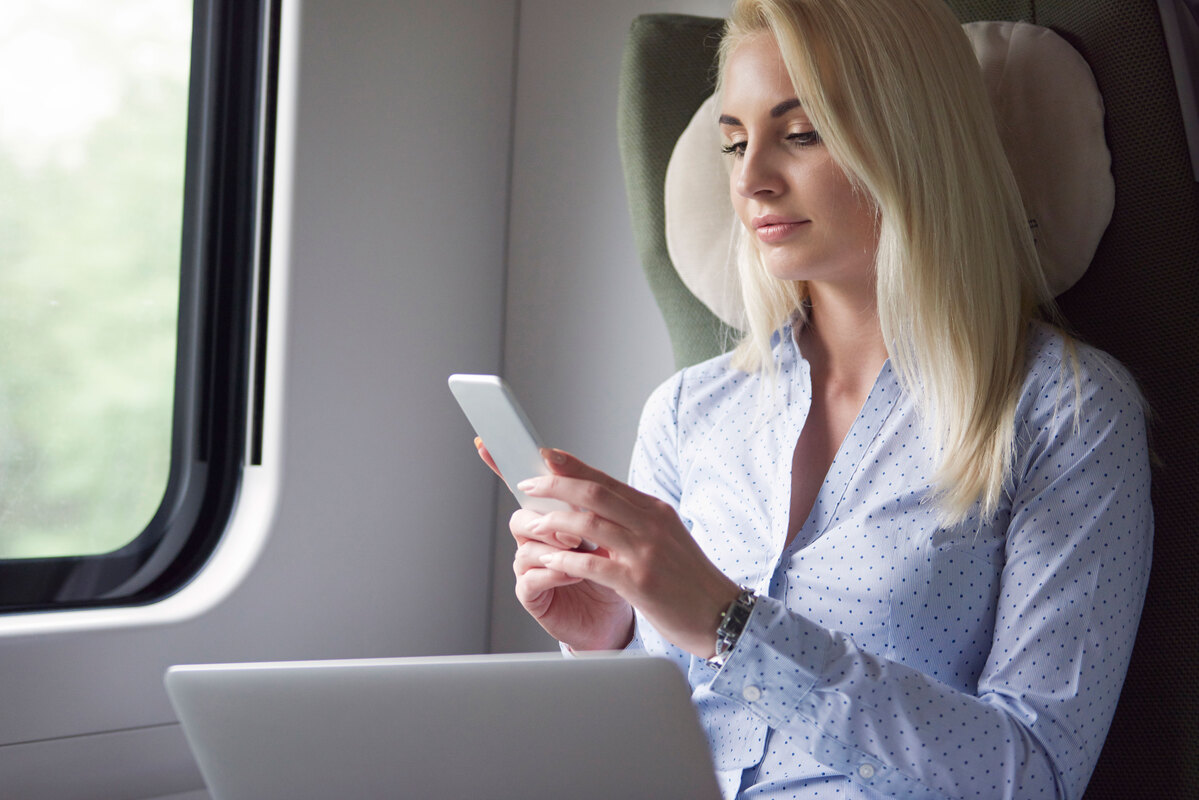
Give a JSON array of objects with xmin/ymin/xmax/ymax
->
[{"xmin": 616, "ymin": 3, "xmax": 1198, "ymax": 797}]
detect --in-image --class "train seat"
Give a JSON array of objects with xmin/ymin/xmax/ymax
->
[{"xmin": 616, "ymin": 3, "xmax": 1199, "ymax": 797}]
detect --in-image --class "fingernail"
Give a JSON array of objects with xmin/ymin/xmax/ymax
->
[
  {"xmin": 516, "ymin": 478, "xmax": 537, "ymax": 492},
  {"xmin": 544, "ymin": 449, "xmax": 567, "ymax": 465},
  {"xmin": 556, "ymin": 533, "xmax": 582, "ymax": 549},
  {"xmin": 538, "ymin": 553, "xmax": 555, "ymax": 566},
  {"xmin": 474, "ymin": 436, "xmax": 483, "ymax": 449}
]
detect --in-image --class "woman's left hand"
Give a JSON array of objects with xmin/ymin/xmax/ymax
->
[{"xmin": 517, "ymin": 449, "xmax": 741, "ymax": 659}]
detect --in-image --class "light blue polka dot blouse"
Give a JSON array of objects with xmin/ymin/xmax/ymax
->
[{"xmin": 624, "ymin": 321, "xmax": 1153, "ymax": 800}]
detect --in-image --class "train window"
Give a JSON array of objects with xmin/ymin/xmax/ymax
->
[{"xmin": 0, "ymin": 0, "xmax": 279, "ymax": 612}]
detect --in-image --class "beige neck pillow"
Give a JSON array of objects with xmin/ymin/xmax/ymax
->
[{"xmin": 664, "ymin": 21, "xmax": 1115, "ymax": 330}]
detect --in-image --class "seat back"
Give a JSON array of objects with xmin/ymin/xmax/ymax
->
[{"xmin": 616, "ymin": 3, "xmax": 1199, "ymax": 797}]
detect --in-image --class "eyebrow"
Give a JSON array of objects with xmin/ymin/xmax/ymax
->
[{"xmin": 718, "ymin": 98, "xmax": 803, "ymax": 126}]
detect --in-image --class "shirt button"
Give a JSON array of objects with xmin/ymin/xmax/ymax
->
[
  {"xmin": 741, "ymin": 685, "xmax": 762, "ymax": 702},
  {"xmin": 858, "ymin": 764, "xmax": 876, "ymax": 780}
]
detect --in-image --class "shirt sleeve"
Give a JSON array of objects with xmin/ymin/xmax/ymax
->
[
  {"xmin": 622, "ymin": 372, "xmax": 695, "ymax": 674},
  {"xmin": 707, "ymin": 349, "xmax": 1153, "ymax": 800}
]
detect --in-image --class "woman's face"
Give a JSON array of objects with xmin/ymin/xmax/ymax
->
[{"xmin": 720, "ymin": 34, "xmax": 878, "ymax": 289}]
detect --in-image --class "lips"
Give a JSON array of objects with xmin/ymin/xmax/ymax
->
[{"xmin": 752, "ymin": 214, "xmax": 809, "ymax": 244}]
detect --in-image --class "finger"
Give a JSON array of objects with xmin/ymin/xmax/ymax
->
[
  {"xmin": 512, "ymin": 508, "xmax": 590, "ymax": 550},
  {"xmin": 541, "ymin": 449, "xmax": 658, "ymax": 510},
  {"xmin": 474, "ymin": 437, "xmax": 502, "ymax": 478},
  {"xmin": 515, "ymin": 568, "xmax": 584, "ymax": 612},
  {"xmin": 510, "ymin": 508, "xmax": 543, "ymax": 544},
  {"xmin": 513, "ymin": 540, "xmax": 572, "ymax": 576},
  {"xmin": 520, "ymin": 472, "xmax": 657, "ymax": 546},
  {"xmin": 518, "ymin": 474, "xmax": 646, "ymax": 538},
  {"xmin": 528, "ymin": 508, "xmax": 618, "ymax": 552},
  {"xmin": 537, "ymin": 549, "xmax": 621, "ymax": 592},
  {"xmin": 516, "ymin": 564, "xmax": 584, "ymax": 596}
]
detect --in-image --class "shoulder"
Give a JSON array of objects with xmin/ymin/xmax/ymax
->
[
  {"xmin": 1007, "ymin": 325, "xmax": 1153, "ymax": 557},
  {"xmin": 1016, "ymin": 322, "xmax": 1148, "ymax": 462},
  {"xmin": 1021, "ymin": 322, "xmax": 1144, "ymax": 414},
  {"xmin": 640, "ymin": 347, "xmax": 765, "ymax": 430}
]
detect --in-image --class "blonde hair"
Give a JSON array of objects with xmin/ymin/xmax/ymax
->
[{"xmin": 718, "ymin": 0, "xmax": 1060, "ymax": 525}]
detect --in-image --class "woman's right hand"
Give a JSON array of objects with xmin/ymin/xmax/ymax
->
[
  {"xmin": 475, "ymin": 438, "xmax": 633, "ymax": 651},
  {"xmin": 510, "ymin": 508, "xmax": 634, "ymax": 650}
]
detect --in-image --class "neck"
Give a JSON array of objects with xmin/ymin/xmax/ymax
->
[{"xmin": 799, "ymin": 282, "xmax": 888, "ymax": 388}]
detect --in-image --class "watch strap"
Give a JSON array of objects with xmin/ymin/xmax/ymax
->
[{"xmin": 707, "ymin": 587, "xmax": 757, "ymax": 669}]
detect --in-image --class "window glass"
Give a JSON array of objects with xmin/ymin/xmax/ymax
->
[{"xmin": 0, "ymin": 1, "xmax": 192, "ymax": 559}]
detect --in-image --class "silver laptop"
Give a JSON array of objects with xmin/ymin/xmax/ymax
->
[{"xmin": 165, "ymin": 652, "xmax": 721, "ymax": 800}]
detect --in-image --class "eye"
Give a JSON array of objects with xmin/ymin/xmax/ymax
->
[
  {"xmin": 720, "ymin": 141, "xmax": 747, "ymax": 157},
  {"xmin": 786, "ymin": 131, "xmax": 822, "ymax": 147}
]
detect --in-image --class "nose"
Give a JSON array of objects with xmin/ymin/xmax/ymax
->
[{"xmin": 734, "ymin": 141, "xmax": 785, "ymax": 199}]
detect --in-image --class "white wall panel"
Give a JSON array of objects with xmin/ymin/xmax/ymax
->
[
  {"xmin": 491, "ymin": 0, "xmax": 732, "ymax": 653},
  {"xmin": 0, "ymin": 0, "xmax": 518, "ymax": 795}
]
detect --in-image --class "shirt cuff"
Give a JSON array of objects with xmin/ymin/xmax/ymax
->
[
  {"xmin": 708, "ymin": 593, "xmax": 831, "ymax": 728},
  {"xmin": 625, "ymin": 621, "xmax": 647, "ymax": 653}
]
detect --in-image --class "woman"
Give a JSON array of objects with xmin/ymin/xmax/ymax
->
[{"xmin": 480, "ymin": 0, "xmax": 1152, "ymax": 797}]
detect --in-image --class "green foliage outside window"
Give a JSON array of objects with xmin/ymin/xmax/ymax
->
[{"xmin": 0, "ymin": 2, "xmax": 191, "ymax": 558}]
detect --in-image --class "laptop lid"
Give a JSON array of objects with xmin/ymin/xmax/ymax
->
[{"xmin": 165, "ymin": 652, "xmax": 721, "ymax": 800}]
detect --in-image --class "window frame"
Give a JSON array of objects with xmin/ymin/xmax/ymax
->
[{"xmin": 0, "ymin": 0, "xmax": 281, "ymax": 613}]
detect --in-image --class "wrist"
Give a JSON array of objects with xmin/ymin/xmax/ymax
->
[
  {"xmin": 692, "ymin": 579, "xmax": 743, "ymax": 660},
  {"xmin": 566, "ymin": 605, "xmax": 635, "ymax": 652},
  {"xmin": 706, "ymin": 586, "xmax": 758, "ymax": 669}
]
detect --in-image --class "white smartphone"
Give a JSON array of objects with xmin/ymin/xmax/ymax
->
[{"xmin": 448, "ymin": 374, "xmax": 572, "ymax": 515}]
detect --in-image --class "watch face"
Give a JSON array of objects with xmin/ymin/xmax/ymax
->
[{"xmin": 711, "ymin": 590, "xmax": 756, "ymax": 669}]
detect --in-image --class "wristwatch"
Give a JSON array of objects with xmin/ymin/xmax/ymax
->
[{"xmin": 707, "ymin": 587, "xmax": 757, "ymax": 669}]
